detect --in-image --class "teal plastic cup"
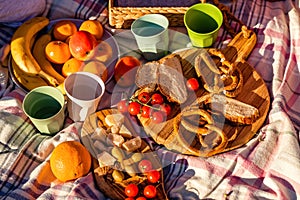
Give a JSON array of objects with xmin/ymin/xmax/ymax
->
[
  {"xmin": 22, "ymin": 86, "xmax": 66, "ymax": 135},
  {"xmin": 184, "ymin": 3, "xmax": 223, "ymax": 47},
  {"xmin": 131, "ymin": 14, "xmax": 169, "ymax": 60}
]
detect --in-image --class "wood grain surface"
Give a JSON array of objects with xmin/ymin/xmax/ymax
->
[
  {"xmin": 134, "ymin": 28, "xmax": 270, "ymax": 157},
  {"xmin": 81, "ymin": 109, "xmax": 169, "ymax": 200},
  {"xmin": 80, "ymin": 27, "xmax": 270, "ymax": 199}
]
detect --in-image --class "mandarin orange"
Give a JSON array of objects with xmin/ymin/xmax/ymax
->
[
  {"xmin": 53, "ymin": 20, "xmax": 78, "ymax": 41},
  {"xmin": 50, "ymin": 141, "xmax": 92, "ymax": 182},
  {"xmin": 79, "ymin": 20, "xmax": 104, "ymax": 40},
  {"xmin": 45, "ymin": 41, "xmax": 71, "ymax": 64},
  {"xmin": 62, "ymin": 57, "xmax": 83, "ymax": 77}
]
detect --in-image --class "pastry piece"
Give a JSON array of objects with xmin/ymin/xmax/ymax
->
[
  {"xmin": 222, "ymin": 67, "xmax": 243, "ymax": 97},
  {"xmin": 174, "ymin": 107, "xmax": 228, "ymax": 157},
  {"xmin": 174, "ymin": 92, "xmax": 259, "ymax": 157},
  {"xmin": 194, "ymin": 51, "xmax": 223, "ymax": 93},
  {"xmin": 180, "ymin": 108, "xmax": 213, "ymax": 135},
  {"xmin": 194, "ymin": 49, "xmax": 243, "ymax": 97}
]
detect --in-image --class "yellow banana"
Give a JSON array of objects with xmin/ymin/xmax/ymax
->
[
  {"xmin": 33, "ymin": 34, "xmax": 65, "ymax": 84},
  {"xmin": 56, "ymin": 82, "xmax": 66, "ymax": 95},
  {"xmin": 10, "ymin": 16, "xmax": 59, "ymax": 86},
  {"xmin": 11, "ymin": 58, "xmax": 48, "ymax": 91}
]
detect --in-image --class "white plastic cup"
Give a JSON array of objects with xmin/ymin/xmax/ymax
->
[{"xmin": 64, "ymin": 72, "xmax": 105, "ymax": 122}]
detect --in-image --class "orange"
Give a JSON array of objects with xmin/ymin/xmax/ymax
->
[
  {"xmin": 114, "ymin": 56, "xmax": 141, "ymax": 87},
  {"xmin": 62, "ymin": 57, "xmax": 83, "ymax": 77},
  {"xmin": 79, "ymin": 20, "xmax": 104, "ymax": 40},
  {"xmin": 53, "ymin": 20, "xmax": 78, "ymax": 41},
  {"xmin": 80, "ymin": 60, "xmax": 108, "ymax": 82},
  {"xmin": 45, "ymin": 41, "xmax": 71, "ymax": 64},
  {"xmin": 50, "ymin": 141, "xmax": 92, "ymax": 182}
]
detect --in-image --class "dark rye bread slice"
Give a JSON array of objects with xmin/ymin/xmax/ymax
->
[
  {"xmin": 135, "ymin": 55, "xmax": 188, "ymax": 104},
  {"xmin": 135, "ymin": 61, "xmax": 159, "ymax": 91},
  {"xmin": 205, "ymin": 94, "xmax": 260, "ymax": 124},
  {"xmin": 158, "ymin": 55, "xmax": 188, "ymax": 104}
]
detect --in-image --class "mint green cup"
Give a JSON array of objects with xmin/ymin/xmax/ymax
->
[
  {"xmin": 184, "ymin": 3, "xmax": 223, "ymax": 47},
  {"xmin": 22, "ymin": 86, "xmax": 66, "ymax": 135},
  {"xmin": 131, "ymin": 14, "xmax": 169, "ymax": 60}
]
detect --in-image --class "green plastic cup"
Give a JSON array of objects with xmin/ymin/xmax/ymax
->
[
  {"xmin": 22, "ymin": 86, "xmax": 66, "ymax": 135},
  {"xmin": 184, "ymin": 3, "xmax": 223, "ymax": 47}
]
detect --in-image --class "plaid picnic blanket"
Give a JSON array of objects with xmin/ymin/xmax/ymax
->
[{"xmin": 0, "ymin": 0, "xmax": 300, "ymax": 199}]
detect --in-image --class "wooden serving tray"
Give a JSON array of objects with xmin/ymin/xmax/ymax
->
[
  {"xmin": 80, "ymin": 109, "xmax": 168, "ymax": 200},
  {"xmin": 134, "ymin": 28, "xmax": 270, "ymax": 156}
]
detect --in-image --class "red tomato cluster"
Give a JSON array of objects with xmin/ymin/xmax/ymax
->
[
  {"xmin": 124, "ymin": 159, "xmax": 161, "ymax": 199},
  {"xmin": 117, "ymin": 91, "xmax": 172, "ymax": 124}
]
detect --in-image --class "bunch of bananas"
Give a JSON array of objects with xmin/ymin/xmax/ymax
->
[{"xmin": 10, "ymin": 17, "xmax": 65, "ymax": 93}]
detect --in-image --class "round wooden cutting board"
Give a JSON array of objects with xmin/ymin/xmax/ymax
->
[{"xmin": 134, "ymin": 29, "xmax": 270, "ymax": 157}]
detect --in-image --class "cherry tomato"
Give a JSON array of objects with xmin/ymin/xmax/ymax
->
[
  {"xmin": 144, "ymin": 185, "xmax": 157, "ymax": 198},
  {"xmin": 125, "ymin": 198, "xmax": 135, "ymax": 200},
  {"xmin": 117, "ymin": 99, "xmax": 128, "ymax": 113},
  {"xmin": 136, "ymin": 197, "xmax": 147, "ymax": 200},
  {"xmin": 128, "ymin": 102, "xmax": 141, "ymax": 115},
  {"xmin": 138, "ymin": 92, "xmax": 151, "ymax": 104},
  {"xmin": 141, "ymin": 105, "xmax": 151, "ymax": 118},
  {"xmin": 151, "ymin": 93, "xmax": 164, "ymax": 105},
  {"xmin": 151, "ymin": 111, "xmax": 165, "ymax": 124},
  {"xmin": 147, "ymin": 170, "xmax": 161, "ymax": 183},
  {"xmin": 186, "ymin": 78, "xmax": 199, "ymax": 91},
  {"xmin": 124, "ymin": 183, "xmax": 139, "ymax": 197},
  {"xmin": 160, "ymin": 103, "xmax": 171, "ymax": 116},
  {"xmin": 138, "ymin": 159, "xmax": 153, "ymax": 173}
]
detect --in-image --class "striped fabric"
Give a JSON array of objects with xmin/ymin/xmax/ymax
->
[{"xmin": 0, "ymin": 0, "xmax": 300, "ymax": 199}]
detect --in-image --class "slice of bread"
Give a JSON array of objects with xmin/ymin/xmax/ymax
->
[
  {"xmin": 210, "ymin": 94, "xmax": 259, "ymax": 124},
  {"xmin": 158, "ymin": 55, "xmax": 188, "ymax": 104},
  {"xmin": 135, "ymin": 55, "xmax": 188, "ymax": 104},
  {"xmin": 135, "ymin": 61, "xmax": 159, "ymax": 90}
]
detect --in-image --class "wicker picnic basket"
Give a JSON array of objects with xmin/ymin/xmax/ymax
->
[{"xmin": 108, "ymin": 0, "xmax": 206, "ymax": 28}]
